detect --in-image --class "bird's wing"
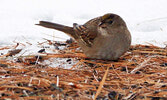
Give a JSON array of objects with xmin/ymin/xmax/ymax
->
[{"xmin": 73, "ymin": 23, "xmax": 97, "ymax": 47}]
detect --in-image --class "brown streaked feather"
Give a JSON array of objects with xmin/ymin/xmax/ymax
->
[{"xmin": 73, "ymin": 23, "xmax": 95, "ymax": 47}]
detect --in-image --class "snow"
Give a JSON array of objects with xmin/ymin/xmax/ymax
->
[{"xmin": 0, "ymin": 0, "xmax": 167, "ymax": 47}]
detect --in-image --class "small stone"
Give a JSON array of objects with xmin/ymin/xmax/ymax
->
[
  {"xmin": 135, "ymin": 71, "xmax": 141, "ymax": 74},
  {"xmin": 161, "ymin": 85, "xmax": 166, "ymax": 87},
  {"xmin": 160, "ymin": 63, "xmax": 167, "ymax": 67},
  {"xmin": 131, "ymin": 85, "xmax": 137, "ymax": 89},
  {"xmin": 66, "ymin": 59, "xmax": 71, "ymax": 62},
  {"xmin": 121, "ymin": 67, "xmax": 126, "ymax": 71},
  {"xmin": 38, "ymin": 49, "xmax": 45, "ymax": 53},
  {"xmin": 35, "ymin": 55, "xmax": 42, "ymax": 60},
  {"xmin": 151, "ymin": 97, "xmax": 160, "ymax": 100},
  {"xmin": 153, "ymin": 91, "xmax": 159, "ymax": 94},
  {"xmin": 66, "ymin": 38, "xmax": 73, "ymax": 44},
  {"xmin": 0, "ymin": 64, "xmax": 8, "ymax": 67},
  {"xmin": 108, "ymin": 91, "xmax": 117, "ymax": 99}
]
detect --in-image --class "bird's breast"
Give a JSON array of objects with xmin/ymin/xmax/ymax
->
[{"xmin": 98, "ymin": 27, "xmax": 110, "ymax": 36}]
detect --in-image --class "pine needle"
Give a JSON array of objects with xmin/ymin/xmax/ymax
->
[{"xmin": 93, "ymin": 65, "xmax": 110, "ymax": 100}]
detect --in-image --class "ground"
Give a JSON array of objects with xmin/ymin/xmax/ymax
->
[{"xmin": 0, "ymin": 40, "xmax": 167, "ymax": 99}]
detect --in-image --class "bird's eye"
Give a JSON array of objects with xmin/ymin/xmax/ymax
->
[{"xmin": 108, "ymin": 20, "xmax": 113, "ymax": 24}]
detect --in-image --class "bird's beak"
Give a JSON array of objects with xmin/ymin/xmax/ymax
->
[
  {"xmin": 98, "ymin": 21, "xmax": 107, "ymax": 28},
  {"xmin": 98, "ymin": 22, "xmax": 104, "ymax": 26}
]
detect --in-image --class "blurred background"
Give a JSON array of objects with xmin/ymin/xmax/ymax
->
[{"xmin": 0, "ymin": 0, "xmax": 167, "ymax": 47}]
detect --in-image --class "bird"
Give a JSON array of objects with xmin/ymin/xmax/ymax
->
[{"xmin": 36, "ymin": 13, "xmax": 131, "ymax": 60}]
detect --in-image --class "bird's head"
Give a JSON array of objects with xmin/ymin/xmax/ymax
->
[{"xmin": 99, "ymin": 13, "xmax": 126, "ymax": 28}]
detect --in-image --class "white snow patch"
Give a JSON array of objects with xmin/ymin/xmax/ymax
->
[{"xmin": 0, "ymin": 0, "xmax": 167, "ymax": 68}]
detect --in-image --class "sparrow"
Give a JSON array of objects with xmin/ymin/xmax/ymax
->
[{"xmin": 36, "ymin": 13, "xmax": 131, "ymax": 60}]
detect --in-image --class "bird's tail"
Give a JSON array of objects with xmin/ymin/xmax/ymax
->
[{"xmin": 36, "ymin": 21, "xmax": 77, "ymax": 38}]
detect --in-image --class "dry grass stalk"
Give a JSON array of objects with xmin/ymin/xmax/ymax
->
[
  {"xmin": 130, "ymin": 57, "xmax": 151, "ymax": 74},
  {"xmin": 94, "ymin": 66, "xmax": 109, "ymax": 100}
]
